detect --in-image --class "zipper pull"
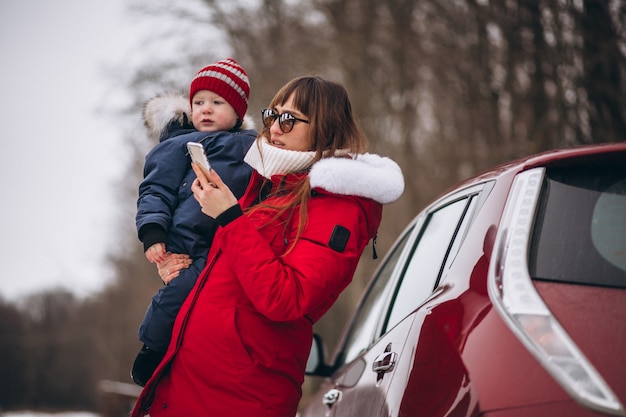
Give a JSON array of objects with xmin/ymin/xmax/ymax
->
[{"xmin": 372, "ymin": 234, "xmax": 378, "ymax": 260}]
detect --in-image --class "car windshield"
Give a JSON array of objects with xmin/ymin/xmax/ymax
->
[{"xmin": 529, "ymin": 163, "xmax": 626, "ymax": 288}]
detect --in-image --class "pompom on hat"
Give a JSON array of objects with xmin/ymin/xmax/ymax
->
[{"xmin": 189, "ymin": 58, "xmax": 250, "ymax": 120}]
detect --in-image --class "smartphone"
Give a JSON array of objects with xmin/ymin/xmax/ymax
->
[{"xmin": 187, "ymin": 142, "xmax": 211, "ymax": 172}]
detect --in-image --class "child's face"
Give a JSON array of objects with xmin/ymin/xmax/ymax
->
[{"xmin": 191, "ymin": 90, "xmax": 239, "ymax": 132}]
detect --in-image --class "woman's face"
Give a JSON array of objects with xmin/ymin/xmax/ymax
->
[{"xmin": 267, "ymin": 94, "xmax": 313, "ymax": 152}]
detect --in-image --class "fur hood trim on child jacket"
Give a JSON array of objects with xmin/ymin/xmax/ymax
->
[
  {"xmin": 143, "ymin": 93, "xmax": 193, "ymax": 143},
  {"xmin": 143, "ymin": 93, "xmax": 255, "ymax": 143}
]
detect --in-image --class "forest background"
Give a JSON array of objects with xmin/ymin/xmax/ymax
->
[{"xmin": 1, "ymin": 0, "xmax": 624, "ymax": 414}]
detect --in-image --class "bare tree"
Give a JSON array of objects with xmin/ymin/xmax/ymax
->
[
  {"xmin": 0, "ymin": 297, "xmax": 30, "ymax": 409},
  {"xmin": 579, "ymin": 0, "xmax": 626, "ymax": 142}
]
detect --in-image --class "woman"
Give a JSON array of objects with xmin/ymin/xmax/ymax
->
[{"xmin": 130, "ymin": 76, "xmax": 404, "ymax": 417}]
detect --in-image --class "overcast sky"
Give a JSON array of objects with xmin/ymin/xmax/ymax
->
[{"xmin": 0, "ymin": 0, "xmax": 151, "ymax": 301}]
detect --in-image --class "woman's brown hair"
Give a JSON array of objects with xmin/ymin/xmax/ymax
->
[{"xmin": 250, "ymin": 76, "xmax": 368, "ymax": 253}]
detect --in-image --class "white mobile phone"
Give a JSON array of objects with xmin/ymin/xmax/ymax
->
[{"xmin": 187, "ymin": 142, "xmax": 211, "ymax": 172}]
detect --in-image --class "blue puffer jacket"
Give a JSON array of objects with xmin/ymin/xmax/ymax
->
[{"xmin": 136, "ymin": 94, "xmax": 256, "ymax": 260}]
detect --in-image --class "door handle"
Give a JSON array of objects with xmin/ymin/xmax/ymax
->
[
  {"xmin": 372, "ymin": 351, "xmax": 397, "ymax": 373},
  {"xmin": 323, "ymin": 388, "xmax": 342, "ymax": 407}
]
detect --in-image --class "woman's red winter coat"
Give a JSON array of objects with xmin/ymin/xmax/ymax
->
[{"xmin": 131, "ymin": 169, "xmax": 383, "ymax": 417}]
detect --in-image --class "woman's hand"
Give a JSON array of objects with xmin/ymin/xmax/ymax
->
[
  {"xmin": 191, "ymin": 163, "xmax": 238, "ymax": 218},
  {"xmin": 157, "ymin": 253, "xmax": 192, "ymax": 284}
]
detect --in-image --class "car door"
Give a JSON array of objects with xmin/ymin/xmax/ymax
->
[
  {"xmin": 379, "ymin": 186, "xmax": 487, "ymax": 416},
  {"xmin": 300, "ymin": 223, "xmax": 421, "ymax": 417},
  {"xmin": 305, "ymin": 183, "xmax": 489, "ymax": 417}
]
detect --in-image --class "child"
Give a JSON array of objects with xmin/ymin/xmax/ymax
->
[{"xmin": 132, "ymin": 58, "xmax": 257, "ymax": 386}]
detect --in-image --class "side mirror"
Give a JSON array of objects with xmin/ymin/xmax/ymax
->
[{"xmin": 305, "ymin": 333, "xmax": 334, "ymax": 377}]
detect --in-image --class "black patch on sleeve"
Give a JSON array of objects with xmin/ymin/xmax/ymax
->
[{"xmin": 328, "ymin": 225, "xmax": 351, "ymax": 253}]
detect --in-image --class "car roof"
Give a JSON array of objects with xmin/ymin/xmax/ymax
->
[
  {"xmin": 444, "ymin": 142, "xmax": 626, "ymax": 196},
  {"xmin": 522, "ymin": 142, "xmax": 626, "ymax": 169}
]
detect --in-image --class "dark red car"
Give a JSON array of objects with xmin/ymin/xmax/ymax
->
[{"xmin": 301, "ymin": 143, "xmax": 626, "ymax": 417}]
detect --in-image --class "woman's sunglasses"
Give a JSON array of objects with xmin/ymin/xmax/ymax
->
[{"xmin": 261, "ymin": 108, "xmax": 310, "ymax": 133}]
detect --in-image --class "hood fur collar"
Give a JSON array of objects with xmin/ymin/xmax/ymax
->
[
  {"xmin": 143, "ymin": 93, "xmax": 191, "ymax": 143},
  {"xmin": 309, "ymin": 154, "xmax": 404, "ymax": 204},
  {"xmin": 143, "ymin": 93, "xmax": 255, "ymax": 142}
]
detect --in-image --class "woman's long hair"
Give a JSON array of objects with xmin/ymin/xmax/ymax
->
[{"xmin": 249, "ymin": 76, "xmax": 369, "ymax": 253}]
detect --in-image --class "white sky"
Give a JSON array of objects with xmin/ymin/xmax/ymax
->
[{"xmin": 0, "ymin": 0, "xmax": 151, "ymax": 301}]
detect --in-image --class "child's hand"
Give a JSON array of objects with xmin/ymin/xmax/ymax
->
[
  {"xmin": 145, "ymin": 243, "xmax": 167, "ymax": 264},
  {"xmin": 157, "ymin": 253, "xmax": 192, "ymax": 284}
]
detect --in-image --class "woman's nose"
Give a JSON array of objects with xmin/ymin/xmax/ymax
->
[{"xmin": 269, "ymin": 118, "xmax": 282, "ymax": 135}]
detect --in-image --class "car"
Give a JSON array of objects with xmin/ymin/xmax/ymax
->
[{"xmin": 301, "ymin": 143, "xmax": 626, "ymax": 417}]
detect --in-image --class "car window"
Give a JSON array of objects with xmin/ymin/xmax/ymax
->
[
  {"xmin": 529, "ymin": 164, "xmax": 626, "ymax": 288},
  {"xmin": 383, "ymin": 197, "xmax": 473, "ymax": 333},
  {"xmin": 337, "ymin": 226, "xmax": 416, "ymax": 366}
]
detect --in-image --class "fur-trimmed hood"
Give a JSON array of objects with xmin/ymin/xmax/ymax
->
[
  {"xmin": 309, "ymin": 153, "xmax": 404, "ymax": 204},
  {"xmin": 143, "ymin": 93, "xmax": 256, "ymax": 143},
  {"xmin": 244, "ymin": 138, "xmax": 405, "ymax": 205},
  {"xmin": 143, "ymin": 93, "xmax": 192, "ymax": 143}
]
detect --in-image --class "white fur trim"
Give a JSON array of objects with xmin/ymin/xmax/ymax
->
[
  {"xmin": 309, "ymin": 153, "xmax": 404, "ymax": 204},
  {"xmin": 143, "ymin": 93, "xmax": 191, "ymax": 142}
]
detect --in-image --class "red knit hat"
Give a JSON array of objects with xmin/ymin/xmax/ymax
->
[{"xmin": 189, "ymin": 58, "xmax": 250, "ymax": 120}]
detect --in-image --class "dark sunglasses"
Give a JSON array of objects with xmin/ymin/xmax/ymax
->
[{"xmin": 261, "ymin": 108, "xmax": 310, "ymax": 133}]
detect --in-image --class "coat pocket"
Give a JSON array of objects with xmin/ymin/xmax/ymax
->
[{"xmin": 219, "ymin": 307, "xmax": 255, "ymax": 370}]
